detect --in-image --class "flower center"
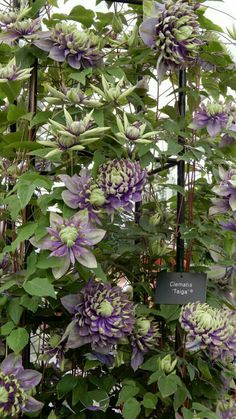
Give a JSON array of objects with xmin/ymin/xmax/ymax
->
[
  {"xmin": 125, "ymin": 126, "xmax": 140, "ymax": 141},
  {"xmin": 89, "ymin": 188, "xmax": 106, "ymax": 206},
  {"xmin": 206, "ymin": 103, "xmax": 223, "ymax": 116},
  {"xmin": 0, "ymin": 387, "xmax": 8, "ymax": 403},
  {"xmin": 0, "ymin": 372, "xmax": 26, "ymax": 417},
  {"xmin": 110, "ymin": 168, "xmax": 123, "ymax": 185},
  {"xmin": 97, "ymin": 300, "xmax": 113, "ymax": 317},
  {"xmin": 59, "ymin": 226, "xmax": 78, "ymax": 247},
  {"xmin": 197, "ymin": 310, "xmax": 215, "ymax": 329},
  {"xmin": 136, "ymin": 319, "xmax": 151, "ymax": 336}
]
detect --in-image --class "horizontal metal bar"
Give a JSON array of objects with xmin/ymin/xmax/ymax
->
[{"xmin": 106, "ymin": 0, "xmax": 143, "ymax": 4}]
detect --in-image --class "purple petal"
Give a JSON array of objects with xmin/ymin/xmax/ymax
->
[
  {"xmin": 139, "ymin": 18, "xmax": 158, "ymax": 48},
  {"xmin": 72, "ymin": 210, "xmax": 89, "ymax": 226},
  {"xmin": 52, "ymin": 254, "xmax": 71, "ymax": 279},
  {"xmin": 67, "ymin": 324, "xmax": 91, "ymax": 349},
  {"xmin": 62, "ymin": 190, "xmax": 80, "ymax": 209},
  {"xmin": 67, "ymin": 54, "xmax": 82, "ymax": 69},
  {"xmin": 49, "ymin": 46, "xmax": 65, "ymax": 62},
  {"xmin": 131, "ymin": 349, "xmax": 144, "ymax": 371},
  {"xmin": 207, "ymin": 120, "xmax": 221, "ymax": 137},
  {"xmin": 1, "ymin": 354, "xmax": 23, "ymax": 375},
  {"xmin": 229, "ymin": 194, "xmax": 236, "ymax": 211},
  {"xmin": 50, "ymin": 212, "xmax": 63, "ymax": 228},
  {"xmin": 0, "ymin": 32, "xmax": 19, "ymax": 44},
  {"xmin": 74, "ymin": 247, "xmax": 97, "ymax": 269},
  {"xmin": 85, "ymin": 229, "xmax": 106, "ymax": 245},
  {"xmin": 51, "ymin": 244, "xmax": 68, "ymax": 258},
  {"xmin": 61, "ymin": 294, "xmax": 81, "ymax": 314},
  {"xmin": 60, "ymin": 174, "xmax": 80, "ymax": 194},
  {"xmin": 23, "ymin": 396, "xmax": 44, "ymax": 413},
  {"xmin": 30, "ymin": 235, "xmax": 54, "ymax": 250},
  {"xmin": 16, "ymin": 369, "xmax": 42, "ymax": 390},
  {"xmin": 33, "ymin": 38, "xmax": 53, "ymax": 52}
]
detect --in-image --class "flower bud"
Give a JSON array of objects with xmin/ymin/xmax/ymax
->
[{"xmin": 160, "ymin": 355, "xmax": 177, "ymax": 374}]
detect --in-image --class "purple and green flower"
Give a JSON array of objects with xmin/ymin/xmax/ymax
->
[
  {"xmin": 131, "ymin": 317, "xmax": 159, "ymax": 371},
  {"xmin": 0, "ymin": 58, "xmax": 32, "ymax": 83},
  {"xmin": 0, "ymin": 353, "xmax": 43, "ymax": 417},
  {"xmin": 210, "ymin": 167, "xmax": 236, "ymax": 215},
  {"xmin": 60, "ymin": 159, "xmax": 147, "ymax": 219},
  {"xmin": 30, "ymin": 210, "xmax": 106, "ymax": 278},
  {"xmin": 180, "ymin": 302, "xmax": 236, "ymax": 363},
  {"xmin": 191, "ymin": 103, "xmax": 228, "ymax": 137},
  {"xmin": 61, "ymin": 279, "xmax": 135, "ymax": 354},
  {"xmin": 96, "ymin": 159, "xmax": 147, "ymax": 213},
  {"xmin": 60, "ymin": 172, "xmax": 105, "ymax": 224},
  {"xmin": 139, "ymin": 0, "xmax": 201, "ymax": 76},
  {"xmin": 34, "ymin": 22, "xmax": 102, "ymax": 69}
]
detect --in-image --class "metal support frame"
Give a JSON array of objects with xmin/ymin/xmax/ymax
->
[
  {"xmin": 105, "ymin": 0, "xmax": 186, "ymax": 271},
  {"xmin": 176, "ymin": 70, "xmax": 186, "ymax": 272}
]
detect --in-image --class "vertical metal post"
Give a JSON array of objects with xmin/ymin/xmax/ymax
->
[
  {"xmin": 176, "ymin": 70, "xmax": 186, "ymax": 272},
  {"xmin": 22, "ymin": 43, "xmax": 38, "ymax": 370}
]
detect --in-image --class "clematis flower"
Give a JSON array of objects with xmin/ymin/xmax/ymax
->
[
  {"xmin": 34, "ymin": 23, "xmax": 102, "ymax": 69},
  {"xmin": 0, "ymin": 353, "xmax": 43, "ymax": 417},
  {"xmin": 216, "ymin": 398, "xmax": 236, "ymax": 419},
  {"xmin": 60, "ymin": 172, "xmax": 105, "ymax": 224},
  {"xmin": 180, "ymin": 302, "xmax": 236, "ymax": 362},
  {"xmin": 115, "ymin": 114, "xmax": 157, "ymax": 145},
  {"xmin": 45, "ymin": 84, "xmax": 97, "ymax": 107},
  {"xmin": 61, "ymin": 279, "xmax": 135, "ymax": 353},
  {"xmin": 38, "ymin": 107, "xmax": 109, "ymax": 157},
  {"xmin": 139, "ymin": 0, "xmax": 201, "ymax": 76},
  {"xmin": 220, "ymin": 215, "xmax": 236, "ymax": 235},
  {"xmin": 0, "ymin": 18, "xmax": 43, "ymax": 44},
  {"xmin": 91, "ymin": 75, "xmax": 135, "ymax": 104},
  {"xmin": 130, "ymin": 317, "xmax": 159, "ymax": 371},
  {"xmin": 96, "ymin": 159, "xmax": 147, "ymax": 213},
  {"xmin": 210, "ymin": 167, "xmax": 236, "ymax": 213},
  {"xmin": 0, "ymin": 58, "xmax": 32, "ymax": 82},
  {"xmin": 191, "ymin": 103, "xmax": 228, "ymax": 137},
  {"xmin": 30, "ymin": 210, "xmax": 106, "ymax": 278},
  {"xmin": 0, "ymin": 1, "xmax": 31, "ymax": 28},
  {"xmin": 220, "ymin": 133, "xmax": 236, "ymax": 148}
]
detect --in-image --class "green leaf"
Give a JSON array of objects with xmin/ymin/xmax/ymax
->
[
  {"xmin": 20, "ymin": 295, "xmax": 40, "ymax": 313},
  {"xmin": 57, "ymin": 374, "xmax": 78, "ymax": 399},
  {"xmin": 91, "ymin": 263, "xmax": 107, "ymax": 282},
  {"xmin": 197, "ymin": 358, "xmax": 212, "ymax": 380},
  {"xmin": 30, "ymin": 111, "xmax": 52, "ymax": 128},
  {"xmin": 122, "ymin": 398, "xmax": 141, "ymax": 419},
  {"xmin": 159, "ymin": 305, "xmax": 180, "ymax": 322},
  {"xmin": 197, "ymin": 12, "xmax": 224, "ymax": 33},
  {"xmin": 141, "ymin": 355, "xmax": 160, "ymax": 372},
  {"xmin": 0, "ymin": 321, "xmax": 15, "ymax": 336},
  {"xmin": 142, "ymin": 392, "xmax": 157, "ymax": 409},
  {"xmin": 92, "ymin": 150, "xmax": 106, "ymax": 178},
  {"xmin": 174, "ymin": 387, "xmax": 188, "ymax": 411},
  {"xmin": 36, "ymin": 252, "xmax": 65, "ymax": 269},
  {"xmin": 7, "ymin": 104, "xmax": 26, "ymax": 122},
  {"xmin": 11, "ymin": 222, "xmax": 38, "ymax": 252},
  {"xmin": 0, "ymin": 280, "xmax": 16, "ymax": 293},
  {"xmin": 69, "ymin": 6, "xmax": 95, "ymax": 27},
  {"xmin": 118, "ymin": 386, "xmax": 140, "ymax": 404},
  {"xmin": 7, "ymin": 299, "xmax": 24, "ymax": 325},
  {"xmin": 166, "ymin": 139, "xmax": 183, "ymax": 155},
  {"xmin": 80, "ymin": 389, "xmax": 109, "ymax": 412},
  {"xmin": 23, "ymin": 277, "xmax": 56, "ymax": 299},
  {"xmin": 7, "ymin": 328, "xmax": 29, "ymax": 354},
  {"xmin": 158, "ymin": 374, "xmax": 181, "ymax": 398},
  {"xmin": 17, "ymin": 183, "xmax": 35, "ymax": 209}
]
